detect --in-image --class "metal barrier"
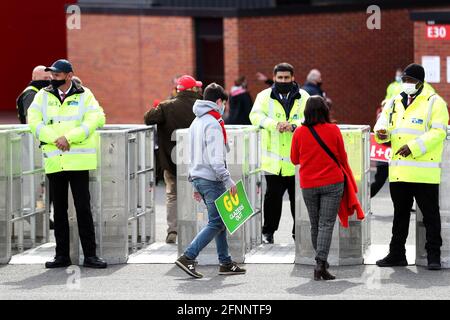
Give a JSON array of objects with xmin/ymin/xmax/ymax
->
[
  {"xmin": 0, "ymin": 125, "xmax": 48, "ymax": 264},
  {"xmin": 416, "ymin": 129, "xmax": 450, "ymax": 268},
  {"xmin": 69, "ymin": 125, "xmax": 156, "ymax": 264},
  {"xmin": 176, "ymin": 125, "xmax": 262, "ymax": 264},
  {"xmin": 295, "ymin": 125, "xmax": 371, "ymax": 266}
]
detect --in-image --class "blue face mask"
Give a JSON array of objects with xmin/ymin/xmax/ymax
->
[{"xmin": 218, "ymin": 101, "xmax": 226, "ymax": 116}]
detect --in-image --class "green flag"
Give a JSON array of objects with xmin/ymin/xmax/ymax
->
[{"xmin": 214, "ymin": 180, "xmax": 255, "ymax": 235}]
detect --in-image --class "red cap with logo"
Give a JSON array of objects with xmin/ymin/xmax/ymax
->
[{"xmin": 176, "ymin": 75, "xmax": 202, "ymax": 91}]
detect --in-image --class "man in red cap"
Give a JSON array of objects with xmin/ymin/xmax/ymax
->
[{"xmin": 144, "ymin": 75, "xmax": 202, "ymax": 244}]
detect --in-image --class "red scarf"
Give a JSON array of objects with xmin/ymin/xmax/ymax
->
[{"xmin": 208, "ymin": 110, "xmax": 228, "ymax": 145}]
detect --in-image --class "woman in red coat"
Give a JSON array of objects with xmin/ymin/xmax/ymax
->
[{"xmin": 291, "ymin": 96, "xmax": 356, "ymax": 281}]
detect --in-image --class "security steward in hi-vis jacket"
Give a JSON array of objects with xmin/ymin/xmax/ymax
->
[
  {"xmin": 374, "ymin": 63, "xmax": 449, "ymax": 270},
  {"xmin": 250, "ymin": 62, "xmax": 309, "ymax": 244},
  {"xmin": 28, "ymin": 59, "xmax": 107, "ymax": 269}
]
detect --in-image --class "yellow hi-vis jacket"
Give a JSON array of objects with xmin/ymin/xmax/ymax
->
[
  {"xmin": 250, "ymin": 87, "xmax": 309, "ymax": 176},
  {"xmin": 374, "ymin": 86, "xmax": 448, "ymax": 184},
  {"xmin": 27, "ymin": 82, "xmax": 106, "ymax": 174}
]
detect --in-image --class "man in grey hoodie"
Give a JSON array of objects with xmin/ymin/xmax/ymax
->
[{"xmin": 175, "ymin": 83, "xmax": 247, "ymax": 279}]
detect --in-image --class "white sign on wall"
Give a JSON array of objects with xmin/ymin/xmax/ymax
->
[
  {"xmin": 422, "ymin": 56, "xmax": 440, "ymax": 83},
  {"xmin": 447, "ymin": 57, "xmax": 450, "ymax": 83}
]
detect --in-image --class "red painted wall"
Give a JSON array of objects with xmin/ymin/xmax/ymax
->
[{"xmin": 0, "ymin": 0, "xmax": 75, "ymax": 112}]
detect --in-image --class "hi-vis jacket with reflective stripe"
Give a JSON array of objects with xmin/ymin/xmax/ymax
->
[
  {"xmin": 374, "ymin": 87, "xmax": 448, "ymax": 184},
  {"xmin": 22, "ymin": 85, "xmax": 39, "ymax": 93},
  {"xmin": 250, "ymin": 87, "xmax": 309, "ymax": 176},
  {"xmin": 27, "ymin": 82, "xmax": 106, "ymax": 174}
]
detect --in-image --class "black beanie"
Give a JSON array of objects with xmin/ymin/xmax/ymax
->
[{"xmin": 402, "ymin": 63, "xmax": 425, "ymax": 83}]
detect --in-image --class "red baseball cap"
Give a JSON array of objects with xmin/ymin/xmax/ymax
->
[{"xmin": 176, "ymin": 75, "xmax": 202, "ymax": 91}]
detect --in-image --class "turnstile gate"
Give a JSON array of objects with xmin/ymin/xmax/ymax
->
[
  {"xmin": 176, "ymin": 125, "xmax": 262, "ymax": 264},
  {"xmin": 0, "ymin": 125, "xmax": 49, "ymax": 264},
  {"xmin": 416, "ymin": 129, "xmax": 450, "ymax": 268},
  {"xmin": 69, "ymin": 125, "xmax": 156, "ymax": 264},
  {"xmin": 295, "ymin": 125, "xmax": 371, "ymax": 265}
]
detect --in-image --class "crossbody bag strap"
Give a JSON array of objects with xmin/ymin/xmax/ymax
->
[{"xmin": 307, "ymin": 125, "xmax": 341, "ymax": 168}]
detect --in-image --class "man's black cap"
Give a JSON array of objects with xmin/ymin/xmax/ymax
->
[
  {"xmin": 402, "ymin": 63, "xmax": 425, "ymax": 83},
  {"xmin": 45, "ymin": 59, "xmax": 73, "ymax": 73}
]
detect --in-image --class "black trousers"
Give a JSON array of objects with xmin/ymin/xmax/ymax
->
[
  {"xmin": 263, "ymin": 174, "xmax": 296, "ymax": 235},
  {"xmin": 389, "ymin": 182, "xmax": 442, "ymax": 259},
  {"xmin": 370, "ymin": 161, "xmax": 388, "ymax": 198},
  {"xmin": 47, "ymin": 170, "xmax": 96, "ymax": 258}
]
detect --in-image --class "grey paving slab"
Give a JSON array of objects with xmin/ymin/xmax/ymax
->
[{"xmin": 1, "ymin": 170, "xmax": 441, "ymax": 300}]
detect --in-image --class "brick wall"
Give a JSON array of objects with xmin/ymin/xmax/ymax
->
[
  {"xmin": 69, "ymin": 9, "xmax": 415, "ymax": 126},
  {"xmin": 224, "ymin": 18, "xmax": 240, "ymax": 94},
  {"xmin": 68, "ymin": 14, "xmax": 195, "ymax": 124},
  {"xmin": 414, "ymin": 21, "xmax": 450, "ymax": 104},
  {"xmin": 224, "ymin": 9, "xmax": 414, "ymax": 127}
]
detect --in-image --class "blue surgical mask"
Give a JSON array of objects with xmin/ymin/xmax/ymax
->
[
  {"xmin": 218, "ymin": 101, "xmax": 226, "ymax": 116},
  {"xmin": 395, "ymin": 76, "xmax": 402, "ymax": 83}
]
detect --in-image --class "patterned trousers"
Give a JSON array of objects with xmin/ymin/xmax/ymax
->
[{"xmin": 302, "ymin": 182, "xmax": 344, "ymax": 261}]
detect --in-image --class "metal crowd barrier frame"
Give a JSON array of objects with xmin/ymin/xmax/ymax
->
[
  {"xmin": 416, "ymin": 129, "xmax": 450, "ymax": 268},
  {"xmin": 69, "ymin": 125, "xmax": 156, "ymax": 265},
  {"xmin": 295, "ymin": 125, "xmax": 371, "ymax": 266},
  {"xmin": 0, "ymin": 125, "xmax": 49, "ymax": 264},
  {"xmin": 176, "ymin": 125, "xmax": 262, "ymax": 264}
]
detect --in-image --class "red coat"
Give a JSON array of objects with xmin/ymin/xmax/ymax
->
[
  {"xmin": 291, "ymin": 124, "xmax": 345, "ymax": 189},
  {"xmin": 338, "ymin": 160, "xmax": 365, "ymax": 228},
  {"xmin": 290, "ymin": 123, "xmax": 364, "ymax": 228}
]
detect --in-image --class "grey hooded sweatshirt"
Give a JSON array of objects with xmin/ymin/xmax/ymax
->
[{"xmin": 188, "ymin": 100, "xmax": 235, "ymax": 190}]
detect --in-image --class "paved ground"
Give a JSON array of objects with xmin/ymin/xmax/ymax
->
[
  {"xmin": 1, "ymin": 170, "xmax": 442, "ymax": 300},
  {"xmin": 1, "ymin": 263, "xmax": 450, "ymax": 300}
]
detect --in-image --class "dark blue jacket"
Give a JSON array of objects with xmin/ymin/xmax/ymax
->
[{"xmin": 302, "ymin": 81, "xmax": 324, "ymax": 97}]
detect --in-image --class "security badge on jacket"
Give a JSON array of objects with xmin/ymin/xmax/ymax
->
[
  {"xmin": 388, "ymin": 99, "xmax": 428, "ymax": 132},
  {"xmin": 411, "ymin": 118, "xmax": 424, "ymax": 125},
  {"xmin": 46, "ymin": 96, "xmax": 83, "ymax": 124}
]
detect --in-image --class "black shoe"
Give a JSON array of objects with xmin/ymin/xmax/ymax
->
[
  {"xmin": 45, "ymin": 256, "xmax": 72, "ymax": 269},
  {"xmin": 376, "ymin": 253, "xmax": 408, "ymax": 267},
  {"xmin": 427, "ymin": 255, "xmax": 441, "ymax": 270},
  {"xmin": 262, "ymin": 233, "xmax": 274, "ymax": 244},
  {"xmin": 219, "ymin": 261, "xmax": 246, "ymax": 275},
  {"xmin": 427, "ymin": 261, "xmax": 441, "ymax": 270},
  {"xmin": 175, "ymin": 255, "xmax": 203, "ymax": 278},
  {"xmin": 314, "ymin": 259, "xmax": 335, "ymax": 281},
  {"xmin": 83, "ymin": 256, "xmax": 107, "ymax": 269},
  {"xmin": 166, "ymin": 232, "xmax": 177, "ymax": 244}
]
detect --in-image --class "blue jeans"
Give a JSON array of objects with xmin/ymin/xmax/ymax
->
[{"xmin": 184, "ymin": 178, "xmax": 232, "ymax": 265}]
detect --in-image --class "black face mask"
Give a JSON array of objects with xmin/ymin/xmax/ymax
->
[
  {"xmin": 33, "ymin": 80, "xmax": 51, "ymax": 88},
  {"xmin": 275, "ymin": 82, "xmax": 294, "ymax": 94},
  {"xmin": 51, "ymin": 79, "xmax": 66, "ymax": 89}
]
